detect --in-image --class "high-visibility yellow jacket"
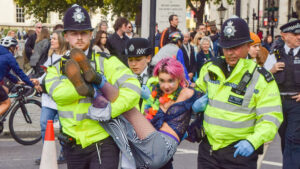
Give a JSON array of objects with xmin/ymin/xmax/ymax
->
[
  {"xmin": 195, "ymin": 57, "xmax": 283, "ymax": 151},
  {"xmin": 45, "ymin": 52, "xmax": 141, "ymax": 148}
]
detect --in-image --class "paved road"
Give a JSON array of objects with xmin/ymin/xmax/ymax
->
[
  {"xmin": 0, "ymin": 96, "xmax": 283, "ymax": 168},
  {"xmin": 0, "ymin": 133, "xmax": 282, "ymax": 169}
]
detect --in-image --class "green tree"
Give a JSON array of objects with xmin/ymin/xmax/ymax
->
[
  {"xmin": 101, "ymin": 0, "xmax": 142, "ymax": 20},
  {"xmin": 187, "ymin": 0, "xmax": 234, "ymax": 27},
  {"xmin": 14, "ymin": 0, "xmax": 104, "ymax": 22}
]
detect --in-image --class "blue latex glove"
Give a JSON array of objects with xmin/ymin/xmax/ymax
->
[
  {"xmin": 141, "ymin": 85, "xmax": 150, "ymax": 99},
  {"xmin": 233, "ymin": 140, "xmax": 254, "ymax": 158},
  {"xmin": 93, "ymin": 74, "xmax": 107, "ymax": 90},
  {"xmin": 192, "ymin": 93, "xmax": 208, "ymax": 113}
]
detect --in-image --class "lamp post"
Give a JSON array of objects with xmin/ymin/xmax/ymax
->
[
  {"xmin": 217, "ymin": 2, "xmax": 227, "ymax": 26},
  {"xmin": 252, "ymin": 9, "xmax": 257, "ymax": 32}
]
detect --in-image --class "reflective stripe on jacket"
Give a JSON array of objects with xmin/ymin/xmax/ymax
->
[
  {"xmin": 45, "ymin": 52, "xmax": 141, "ymax": 148},
  {"xmin": 196, "ymin": 58, "xmax": 283, "ymax": 151}
]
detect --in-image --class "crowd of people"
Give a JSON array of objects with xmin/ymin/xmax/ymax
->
[{"xmin": 0, "ymin": 3, "xmax": 299, "ymax": 169}]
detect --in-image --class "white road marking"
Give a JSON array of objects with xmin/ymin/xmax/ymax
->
[
  {"xmin": 176, "ymin": 148, "xmax": 283, "ymax": 167},
  {"xmin": 262, "ymin": 160, "xmax": 282, "ymax": 167},
  {"xmin": 176, "ymin": 148, "xmax": 198, "ymax": 154}
]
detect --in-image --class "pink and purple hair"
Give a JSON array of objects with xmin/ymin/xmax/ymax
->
[{"xmin": 153, "ymin": 58, "xmax": 186, "ymax": 87}]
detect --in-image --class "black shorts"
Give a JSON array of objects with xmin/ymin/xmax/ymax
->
[{"xmin": 0, "ymin": 85, "xmax": 8, "ymax": 102}]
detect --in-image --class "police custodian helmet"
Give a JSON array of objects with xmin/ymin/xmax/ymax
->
[
  {"xmin": 63, "ymin": 4, "xmax": 93, "ymax": 32},
  {"xmin": 219, "ymin": 16, "xmax": 253, "ymax": 49},
  {"xmin": 125, "ymin": 38, "xmax": 152, "ymax": 57}
]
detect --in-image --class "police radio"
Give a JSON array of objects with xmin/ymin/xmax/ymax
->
[{"xmin": 231, "ymin": 71, "xmax": 252, "ymax": 95}]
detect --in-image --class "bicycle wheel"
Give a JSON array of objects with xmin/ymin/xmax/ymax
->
[{"xmin": 9, "ymin": 98, "xmax": 42, "ymax": 145}]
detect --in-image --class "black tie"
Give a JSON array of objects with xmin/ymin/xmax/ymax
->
[
  {"xmin": 137, "ymin": 75, "xmax": 143, "ymax": 85},
  {"xmin": 288, "ymin": 48, "xmax": 294, "ymax": 57}
]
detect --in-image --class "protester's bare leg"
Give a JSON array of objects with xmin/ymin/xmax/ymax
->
[{"xmin": 122, "ymin": 108, "xmax": 156, "ymax": 140}]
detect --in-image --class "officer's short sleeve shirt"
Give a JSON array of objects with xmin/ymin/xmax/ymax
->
[{"xmin": 264, "ymin": 53, "xmax": 277, "ymax": 71}]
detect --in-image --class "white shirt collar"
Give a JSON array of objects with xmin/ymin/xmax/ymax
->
[
  {"xmin": 138, "ymin": 66, "xmax": 148, "ymax": 78},
  {"xmin": 84, "ymin": 48, "xmax": 89, "ymax": 55},
  {"xmin": 284, "ymin": 44, "xmax": 300, "ymax": 55},
  {"xmin": 134, "ymin": 66, "xmax": 149, "ymax": 85}
]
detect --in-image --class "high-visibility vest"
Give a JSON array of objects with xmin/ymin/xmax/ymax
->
[
  {"xmin": 45, "ymin": 52, "xmax": 141, "ymax": 148},
  {"xmin": 196, "ymin": 58, "xmax": 283, "ymax": 151}
]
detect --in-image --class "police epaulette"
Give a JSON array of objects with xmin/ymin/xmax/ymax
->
[
  {"xmin": 97, "ymin": 52, "xmax": 111, "ymax": 58},
  {"xmin": 62, "ymin": 51, "xmax": 71, "ymax": 59},
  {"xmin": 257, "ymin": 67, "xmax": 274, "ymax": 83}
]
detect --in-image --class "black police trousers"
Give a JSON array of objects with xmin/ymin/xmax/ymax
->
[
  {"xmin": 197, "ymin": 138, "xmax": 258, "ymax": 169},
  {"xmin": 63, "ymin": 137, "xmax": 119, "ymax": 169}
]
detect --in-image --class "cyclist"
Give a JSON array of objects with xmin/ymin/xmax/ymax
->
[
  {"xmin": 0, "ymin": 85, "xmax": 10, "ymax": 116},
  {"xmin": 0, "ymin": 36, "xmax": 35, "ymax": 89}
]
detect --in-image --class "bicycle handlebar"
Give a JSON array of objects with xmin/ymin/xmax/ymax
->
[{"xmin": 10, "ymin": 84, "xmax": 36, "ymax": 98}]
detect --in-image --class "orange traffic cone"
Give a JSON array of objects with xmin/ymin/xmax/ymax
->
[{"xmin": 39, "ymin": 120, "xmax": 58, "ymax": 169}]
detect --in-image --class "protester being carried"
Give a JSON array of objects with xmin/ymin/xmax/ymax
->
[{"xmin": 66, "ymin": 55, "xmax": 207, "ymax": 169}]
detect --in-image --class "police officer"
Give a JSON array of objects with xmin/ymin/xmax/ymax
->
[
  {"xmin": 195, "ymin": 16, "xmax": 283, "ymax": 169},
  {"xmin": 125, "ymin": 38, "xmax": 154, "ymax": 110},
  {"xmin": 44, "ymin": 4, "xmax": 140, "ymax": 169},
  {"xmin": 125, "ymin": 38, "xmax": 152, "ymax": 86},
  {"xmin": 264, "ymin": 18, "xmax": 300, "ymax": 169}
]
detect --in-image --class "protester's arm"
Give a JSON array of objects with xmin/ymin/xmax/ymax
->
[
  {"xmin": 103, "ymin": 56, "xmax": 141, "ymax": 118},
  {"xmin": 246, "ymin": 77, "xmax": 283, "ymax": 150}
]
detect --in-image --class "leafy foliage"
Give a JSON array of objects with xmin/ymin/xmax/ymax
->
[
  {"xmin": 101, "ymin": 0, "xmax": 142, "ymax": 20},
  {"xmin": 14, "ymin": 0, "xmax": 104, "ymax": 22},
  {"xmin": 14, "ymin": 0, "xmax": 234, "ymax": 25}
]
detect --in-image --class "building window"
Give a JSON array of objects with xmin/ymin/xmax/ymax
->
[{"xmin": 16, "ymin": 5, "xmax": 25, "ymax": 23}]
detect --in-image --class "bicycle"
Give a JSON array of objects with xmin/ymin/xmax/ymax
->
[{"xmin": 0, "ymin": 84, "xmax": 42, "ymax": 145}]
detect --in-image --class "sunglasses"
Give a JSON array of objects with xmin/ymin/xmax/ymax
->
[{"xmin": 36, "ymin": 27, "xmax": 42, "ymax": 29}]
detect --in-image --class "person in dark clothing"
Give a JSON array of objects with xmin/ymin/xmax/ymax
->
[
  {"xmin": 209, "ymin": 26, "xmax": 222, "ymax": 57},
  {"xmin": 107, "ymin": 17, "xmax": 129, "ymax": 65},
  {"xmin": 160, "ymin": 14, "xmax": 181, "ymax": 48},
  {"xmin": 155, "ymin": 23, "xmax": 161, "ymax": 53},
  {"xmin": 264, "ymin": 18, "xmax": 300, "ymax": 169},
  {"xmin": 181, "ymin": 32, "xmax": 196, "ymax": 81},
  {"xmin": 262, "ymin": 34, "xmax": 273, "ymax": 52},
  {"xmin": 195, "ymin": 36, "xmax": 214, "ymax": 76},
  {"xmin": 25, "ymin": 22, "xmax": 42, "ymax": 61}
]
